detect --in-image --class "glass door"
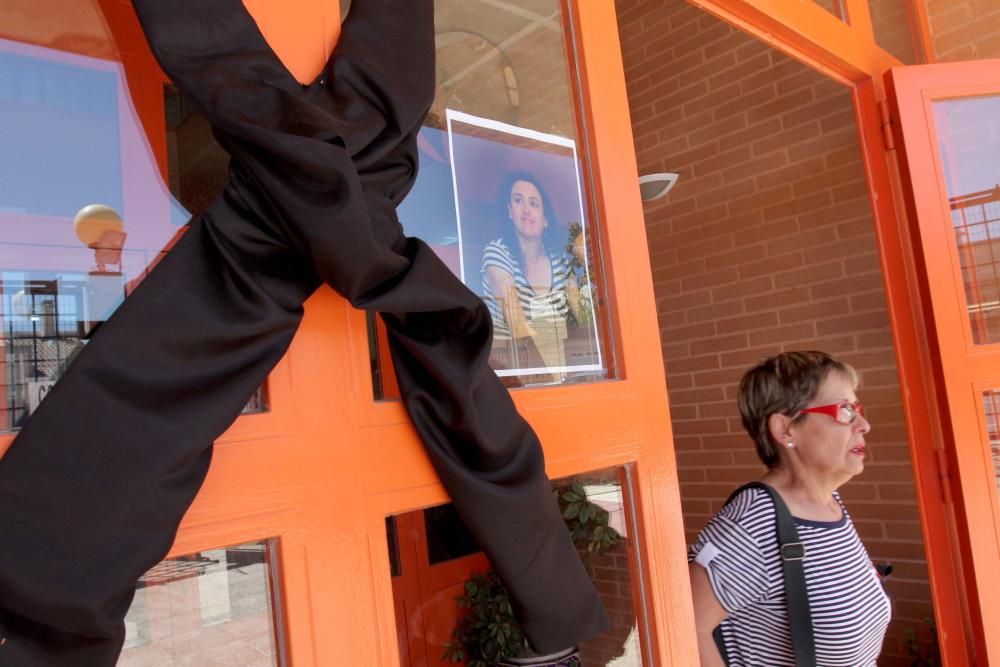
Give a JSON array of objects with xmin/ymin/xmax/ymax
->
[{"xmin": 886, "ymin": 59, "xmax": 1000, "ymax": 665}]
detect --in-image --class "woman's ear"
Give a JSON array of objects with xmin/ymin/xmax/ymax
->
[{"xmin": 768, "ymin": 412, "xmax": 794, "ymax": 448}]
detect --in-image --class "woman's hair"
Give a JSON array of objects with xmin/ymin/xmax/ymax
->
[
  {"xmin": 497, "ymin": 170, "xmax": 559, "ymax": 258},
  {"xmin": 738, "ymin": 351, "xmax": 859, "ymax": 468}
]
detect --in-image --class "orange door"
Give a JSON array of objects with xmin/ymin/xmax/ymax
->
[
  {"xmin": 886, "ymin": 59, "xmax": 1000, "ymax": 665},
  {"xmin": 1, "ymin": 0, "xmax": 698, "ymax": 664}
]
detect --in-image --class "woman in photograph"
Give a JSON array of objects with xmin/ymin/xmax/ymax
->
[
  {"xmin": 481, "ymin": 170, "xmax": 581, "ymax": 373},
  {"xmin": 689, "ymin": 351, "xmax": 891, "ymax": 666}
]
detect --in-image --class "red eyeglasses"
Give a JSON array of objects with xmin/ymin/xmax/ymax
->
[{"xmin": 794, "ymin": 401, "xmax": 865, "ymax": 425}]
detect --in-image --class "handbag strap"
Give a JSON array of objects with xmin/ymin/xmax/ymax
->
[{"xmin": 721, "ymin": 482, "xmax": 816, "ymax": 666}]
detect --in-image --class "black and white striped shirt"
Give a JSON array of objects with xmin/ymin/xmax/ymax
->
[
  {"xmin": 689, "ymin": 487, "xmax": 891, "ymax": 666},
  {"xmin": 481, "ymin": 238, "xmax": 570, "ymax": 340}
]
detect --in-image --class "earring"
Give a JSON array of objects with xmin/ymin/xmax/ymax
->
[{"xmin": 785, "ymin": 442, "xmax": 794, "ymax": 448}]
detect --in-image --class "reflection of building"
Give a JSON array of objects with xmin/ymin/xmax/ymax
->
[
  {"xmin": 951, "ymin": 186, "xmax": 1000, "ymax": 342},
  {"xmin": 2, "ymin": 0, "xmax": 1000, "ymax": 665},
  {"xmin": 2, "ymin": 274, "xmax": 88, "ymax": 428}
]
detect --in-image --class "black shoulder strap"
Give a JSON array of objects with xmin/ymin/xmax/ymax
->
[{"xmin": 721, "ymin": 482, "xmax": 816, "ymax": 666}]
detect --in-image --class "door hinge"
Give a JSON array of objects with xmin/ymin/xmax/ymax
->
[
  {"xmin": 877, "ymin": 99, "xmax": 896, "ymax": 152},
  {"xmin": 934, "ymin": 447, "xmax": 953, "ymax": 504}
]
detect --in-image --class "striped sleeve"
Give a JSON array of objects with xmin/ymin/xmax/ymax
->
[
  {"xmin": 689, "ymin": 510, "xmax": 768, "ymax": 614},
  {"xmin": 482, "ymin": 239, "xmax": 515, "ymax": 277}
]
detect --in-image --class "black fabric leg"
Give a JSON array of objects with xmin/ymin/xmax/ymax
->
[
  {"xmin": 0, "ymin": 1, "xmax": 608, "ymax": 663},
  {"xmin": 0, "ymin": 215, "xmax": 313, "ymax": 665}
]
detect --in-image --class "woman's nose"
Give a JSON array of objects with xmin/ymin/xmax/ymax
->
[{"xmin": 855, "ymin": 413, "xmax": 872, "ymax": 434}]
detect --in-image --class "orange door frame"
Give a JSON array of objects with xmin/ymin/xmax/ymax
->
[{"xmin": 886, "ymin": 59, "xmax": 1000, "ymax": 666}]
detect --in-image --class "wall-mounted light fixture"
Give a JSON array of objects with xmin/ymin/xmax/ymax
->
[{"xmin": 638, "ymin": 173, "xmax": 679, "ymax": 202}]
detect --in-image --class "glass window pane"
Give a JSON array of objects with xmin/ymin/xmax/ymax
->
[
  {"xmin": 981, "ymin": 390, "xmax": 1000, "ymax": 509},
  {"xmin": 164, "ymin": 85, "xmax": 229, "ymax": 220},
  {"xmin": 387, "ymin": 465, "xmax": 649, "ymax": 666},
  {"xmin": 372, "ymin": 0, "xmax": 614, "ymax": 396},
  {"xmin": 0, "ymin": 1, "xmax": 265, "ymax": 431},
  {"xmin": 386, "ymin": 516, "xmax": 403, "ymax": 577},
  {"xmin": 120, "ymin": 539, "xmax": 284, "ymax": 666},
  {"xmin": 811, "ymin": 0, "xmax": 846, "ymax": 21},
  {"xmin": 424, "ymin": 503, "xmax": 481, "ymax": 565},
  {"xmin": 868, "ymin": 0, "xmax": 920, "ymax": 64},
  {"xmin": 932, "ymin": 95, "xmax": 1000, "ymax": 344}
]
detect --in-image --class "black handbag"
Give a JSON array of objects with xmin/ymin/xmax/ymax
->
[{"xmin": 711, "ymin": 482, "xmax": 816, "ymax": 666}]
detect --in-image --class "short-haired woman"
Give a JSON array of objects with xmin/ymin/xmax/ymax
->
[{"xmin": 689, "ymin": 351, "xmax": 891, "ymax": 666}]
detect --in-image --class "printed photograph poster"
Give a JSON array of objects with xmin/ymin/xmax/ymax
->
[{"xmin": 445, "ymin": 109, "xmax": 603, "ymax": 380}]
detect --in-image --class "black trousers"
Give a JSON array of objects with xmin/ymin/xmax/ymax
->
[{"xmin": 0, "ymin": 1, "xmax": 608, "ymax": 664}]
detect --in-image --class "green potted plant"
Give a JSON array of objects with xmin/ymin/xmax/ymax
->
[
  {"xmin": 444, "ymin": 482, "xmax": 621, "ymax": 666},
  {"xmin": 443, "ymin": 571, "xmax": 530, "ymax": 666},
  {"xmin": 557, "ymin": 481, "xmax": 620, "ymax": 554}
]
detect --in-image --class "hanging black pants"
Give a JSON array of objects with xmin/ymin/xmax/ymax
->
[{"xmin": 0, "ymin": 1, "xmax": 608, "ymax": 664}]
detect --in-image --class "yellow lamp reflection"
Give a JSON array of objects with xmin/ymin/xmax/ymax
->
[
  {"xmin": 74, "ymin": 203, "xmax": 127, "ymax": 273},
  {"xmin": 73, "ymin": 203, "xmax": 127, "ymax": 337}
]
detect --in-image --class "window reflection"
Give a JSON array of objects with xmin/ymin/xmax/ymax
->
[
  {"xmin": 867, "ymin": 0, "xmax": 919, "ymax": 64},
  {"xmin": 386, "ymin": 516, "xmax": 402, "ymax": 577},
  {"xmin": 386, "ymin": 466, "xmax": 647, "ymax": 666},
  {"xmin": 375, "ymin": 0, "xmax": 613, "ymax": 395},
  {"xmin": 810, "ymin": 0, "xmax": 846, "ymax": 21},
  {"xmin": 0, "ymin": 48, "xmax": 122, "ymax": 217},
  {"xmin": 424, "ymin": 503, "xmax": 481, "ymax": 565},
  {"xmin": 0, "ymin": 2, "xmax": 265, "ymax": 430},
  {"xmin": 3, "ymin": 272, "xmax": 90, "ymax": 428},
  {"xmin": 934, "ymin": 96, "xmax": 1000, "ymax": 344},
  {"xmin": 980, "ymin": 390, "xmax": 1000, "ymax": 507},
  {"xmin": 164, "ymin": 84, "xmax": 229, "ymax": 219},
  {"xmin": 120, "ymin": 539, "xmax": 283, "ymax": 666}
]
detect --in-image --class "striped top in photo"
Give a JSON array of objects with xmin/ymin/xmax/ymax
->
[{"xmin": 481, "ymin": 238, "xmax": 571, "ymax": 340}]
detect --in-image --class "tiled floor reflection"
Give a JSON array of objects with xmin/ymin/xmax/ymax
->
[{"xmin": 119, "ymin": 541, "xmax": 280, "ymax": 666}]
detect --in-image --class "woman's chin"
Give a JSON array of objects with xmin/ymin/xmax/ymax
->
[{"xmin": 845, "ymin": 457, "xmax": 865, "ymax": 476}]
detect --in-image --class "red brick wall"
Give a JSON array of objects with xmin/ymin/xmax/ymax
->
[
  {"xmin": 925, "ymin": 0, "xmax": 1000, "ymax": 61},
  {"xmin": 616, "ymin": 0, "xmax": 934, "ymax": 662},
  {"xmin": 833, "ymin": 0, "xmax": 999, "ymax": 65},
  {"xmin": 578, "ymin": 541, "xmax": 636, "ymax": 665}
]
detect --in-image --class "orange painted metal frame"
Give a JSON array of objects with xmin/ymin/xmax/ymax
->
[{"xmin": 886, "ymin": 59, "xmax": 1000, "ymax": 666}]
